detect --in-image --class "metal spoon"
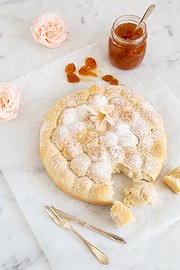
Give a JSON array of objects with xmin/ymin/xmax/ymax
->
[{"xmin": 132, "ymin": 4, "xmax": 155, "ymax": 34}]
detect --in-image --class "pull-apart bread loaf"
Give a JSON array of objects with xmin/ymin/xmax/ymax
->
[{"xmin": 40, "ymin": 84, "xmax": 167, "ymax": 205}]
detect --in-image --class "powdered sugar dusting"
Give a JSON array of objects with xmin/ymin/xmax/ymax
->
[
  {"xmin": 114, "ymin": 121, "xmax": 138, "ymax": 147},
  {"xmin": 76, "ymin": 104, "xmax": 91, "ymax": 120},
  {"xmin": 115, "ymin": 121, "xmax": 130, "ymax": 135},
  {"xmin": 75, "ymin": 177, "xmax": 93, "ymax": 191},
  {"xmin": 88, "ymin": 94, "xmax": 108, "ymax": 107},
  {"xmin": 49, "ymin": 84, "xmax": 166, "ymax": 195},
  {"xmin": 61, "ymin": 108, "xmax": 78, "ymax": 125},
  {"xmin": 87, "ymin": 160, "xmax": 112, "ymax": 182},
  {"xmin": 143, "ymin": 154, "xmax": 159, "ymax": 173},
  {"xmin": 118, "ymin": 133, "xmax": 138, "ymax": 147},
  {"xmin": 140, "ymin": 101, "xmax": 154, "ymax": 111},
  {"xmin": 52, "ymin": 125, "xmax": 72, "ymax": 149},
  {"xmin": 111, "ymin": 97, "xmax": 128, "ymax": 108},
  {"xmin": 102, "ymin": 131, "xmax": 118, "ymax": 147},
  {"xmin": 125, "ymin": 151, "xmax": 142, "ymax": 170},
  {"xmin": 70, "ymin": 153, "xmax": 91, "ymax": 177},
  {"xmin": 41, "ymin": 121, "xmax": 51, "ymax": 134},
  {"xmin": 62, "ymin": 141, "xmax": 83, "ymax": 160},
  {"xmin": 51, "ymin": 155, "xmax": 67, "ymax": 171},
  {"xmin": 68, "ymin": 121, "xmax": 85, "ymax": 138},
  {"xmin": 130, "ymin": 112, "xmax": 151, "ymax": 136},
  {"xmin": 108, "ymin": 146, "xmax": 125, "ymax": 164}
]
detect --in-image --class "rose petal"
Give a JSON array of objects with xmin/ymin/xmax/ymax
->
[
  {"xmin": 0, "ymin": 83, "xmax": 20, "ymax": 123},
  {"xmin": 31, "ymin": 13, "xmax": 67, "ymax": 49}
]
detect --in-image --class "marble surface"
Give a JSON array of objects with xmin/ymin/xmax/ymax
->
[{"xmin": 0, "ymin": 0, "xmax": 180, "ymax": 269}]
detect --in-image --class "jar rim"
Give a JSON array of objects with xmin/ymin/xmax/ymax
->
[{"xmin": 111, "ymin": 14, "xmax": 147, "ymax": 45}]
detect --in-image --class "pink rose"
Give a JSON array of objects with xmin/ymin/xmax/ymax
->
[
  {"xmin": 0, "ymin": 83, "xmax": 20, "ymax": 123},
  {"xmin": 31, "ymin": 13, "xmax": 67, "ymax": 48}
]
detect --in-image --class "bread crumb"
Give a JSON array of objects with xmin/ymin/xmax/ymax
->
[
  {"xmin": 163, "ymin": 167, "xmax": 180, "ymax": 194},
  {"xmin": 110, "ymin": 201, "xmax": 136, "ymax": 227}
]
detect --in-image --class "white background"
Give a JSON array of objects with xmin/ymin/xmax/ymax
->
[{"xmin": 0, "ymin": 0, "xmax": 180, "ymax": 269}]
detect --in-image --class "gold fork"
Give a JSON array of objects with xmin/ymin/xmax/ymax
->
[
  {"xmin": 50, "ymin": 204, "xmax": 126, "ymax": 244},
  {"xmin": 45, "ymin": 206, "xmax": 109, "ymax": 265}
]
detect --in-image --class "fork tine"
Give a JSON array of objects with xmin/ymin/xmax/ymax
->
[
  {"xmin": 45, "ymin": 206, "xmax": 57, "ymax": 221},
  {"xmin": 49, "ymin": 205, "xmax": 64, "ymax": 221},
  {"xmin": 45, "ymin": 206, "xmax": 62, "ymax": 224}
]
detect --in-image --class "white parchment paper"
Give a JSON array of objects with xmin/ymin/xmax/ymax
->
[{"xmin": 0, "ymin": 42, "xmax": 180, "ymax": 270}]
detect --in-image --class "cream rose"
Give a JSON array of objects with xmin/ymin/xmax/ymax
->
[
  {"xmin": 31, "ymin": 13, "xmax": 67, "ymax": 48},
  {"xmin": 0, "ymin": 83, "xmax": 20, "ymax": 123}
]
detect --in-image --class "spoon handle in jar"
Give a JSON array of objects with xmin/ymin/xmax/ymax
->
[{"xmin": 134, "ymin": 4, "xmax": 155, "ymax": 32}]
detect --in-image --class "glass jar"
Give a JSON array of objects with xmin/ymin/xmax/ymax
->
[{"xmin": 108, "ymin": 15, "xmax": 147, "ymax": 70}]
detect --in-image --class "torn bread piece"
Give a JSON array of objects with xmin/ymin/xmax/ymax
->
[
  {"xmin": 163, "ymin": 167, "xmax": 180, "ymax": 194},
  {"xmin": 110, "ymin": 201, "xmax": 136, "ymax": 227},
  {"xmin": 124, "ymin": 181, "xmax": 158, "ymax": 207}
]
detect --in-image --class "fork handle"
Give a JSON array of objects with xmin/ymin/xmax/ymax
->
[{"xmin": 70, "ymin": 226, "xmax": 109, "ymax": 265}]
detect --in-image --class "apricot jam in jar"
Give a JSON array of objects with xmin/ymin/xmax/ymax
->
[{"xmin": 108, "ymin": 15, "xmax": 147, "ymax": 70}]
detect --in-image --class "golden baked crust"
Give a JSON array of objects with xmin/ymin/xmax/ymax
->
[
  {"xmin": 124, "ymin": 181, "xmax": 158, "ymax": 206},
  {"xmin": 110, "ymin": 201, "xmax": 136, "ymax": 227},
  {"xmin": 40, "ymin": 84, "xmax": 167, "ymax": 205},
  {"xmin": 163, "ymin": 168, "xmax": 180, "ymax": 193}
]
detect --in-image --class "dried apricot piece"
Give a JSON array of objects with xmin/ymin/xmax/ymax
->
[
  {"xmin": 110, "ymin": 77, "xmax": 119, "ymax": 85},
  {"xmin": 102, "ymin": 75, "xmax": 113, "ymax": 82},
  {"xmin": 85, "ymin": 57, "xmax": 97, "ymax": 69},
  {"xmin": 102, "ymin": 74, "xmax": 119, "ymax": 85},
  {"xmin": 79, "ymin": 65, "xmax": 91, "ymax": 75},
  {"xmin": 79, "ymin": 66, "xmax": 97, "ymax": 77},
  {"xmin": 65, "ymin": 63, "xmax": 76, "ymax": 73},
  {"xmin": 67, "ymin": 73, "xmax": 80, "ymax": 83}
]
